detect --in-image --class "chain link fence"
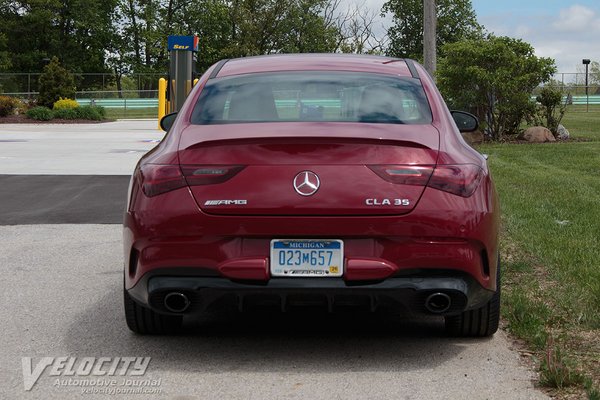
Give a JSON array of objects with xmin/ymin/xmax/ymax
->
[
  {"xmin": 0, "ymin": 73, "xmax": 165, "ymax": 98},
  {"xmin": 547, "ymin": 73, "xmax": 600, "ymax": 96},
  {"xmin": 0, "ymin": 73, "xmax": 164, "ymax": 118},
  {"xmin": 1, "ymin": 71, "xmax": 599, "ymax": 117}
]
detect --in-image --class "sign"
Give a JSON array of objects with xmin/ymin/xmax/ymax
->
[{"xmin": 167, "ymin": 35, "xmax": 199, "ymax": 52}]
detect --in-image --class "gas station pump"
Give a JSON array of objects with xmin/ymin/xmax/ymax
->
[{"xmin": 158, "ymin": 35, "xmax": 198, "ymax": 126}]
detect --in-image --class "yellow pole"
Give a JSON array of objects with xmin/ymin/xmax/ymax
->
[
  {"xmin": 158, "ymin": 78, "xmax": 166, "ymax": 129},
  {"xmin": 193, "ymin": 78, "xmax": 199, "ymax": 86},
  {"xmin": 185, "ymin": 80, "xmax": 192, "ymax": 97}
]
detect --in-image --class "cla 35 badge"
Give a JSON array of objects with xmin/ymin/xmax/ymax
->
[{"xmin": 365, "ymin": 198, "xmax": 411, "ymax": 206}]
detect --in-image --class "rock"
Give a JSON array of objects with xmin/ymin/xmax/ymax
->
[
  {"xmin": 518, "ymin": 126, "xmax": 556, "ymax": 143},
  {"xmin": 461, "ymin": 130, "xmax": 484, "ymax": 145},
  {"xmin": 557, "ymin": 124, "xmax": 570, "ymax": 140}
]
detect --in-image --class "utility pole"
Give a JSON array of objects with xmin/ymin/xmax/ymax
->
[{"xmin": 423, "ymin": 0, "xmax": 437, "ymax": 78}]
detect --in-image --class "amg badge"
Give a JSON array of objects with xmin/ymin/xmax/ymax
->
[{"xmin": 204, "ymin": 200, "xmax": 248, "ymax": 206}]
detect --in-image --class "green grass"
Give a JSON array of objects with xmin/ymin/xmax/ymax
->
[
  {"xmin": 478, "ymin": 108, "xmax": 600, "ymax": 398},
  {"xmin": 562, "ymin": 106, "xmax": 600, "ymax": 139},
  {"xmin": 105, "ymin": 107, "xmax": 158, "ymax": 119}
]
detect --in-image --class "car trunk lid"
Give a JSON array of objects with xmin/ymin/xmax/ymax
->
[{"xmin": 178, "ymin": 122, "xmax": 439, "ymax": 216}]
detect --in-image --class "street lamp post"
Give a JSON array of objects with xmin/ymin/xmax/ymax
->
[{"xmin": 583, "ymin": 59, "xmax": 591, "ymax": 112}]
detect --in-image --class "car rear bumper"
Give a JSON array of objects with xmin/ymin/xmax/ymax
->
[{"xmin": 127, "ymin": 268, "xmax": 495, "ymax": 317}]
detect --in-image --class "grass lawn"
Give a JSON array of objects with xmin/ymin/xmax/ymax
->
[
  {"xmin": 105, "ymin": 107, "xmax": 158, "ymax": 120},
  {"xmin": 478, "ymin": 111, "xmax": 600, "ymax": 399}
]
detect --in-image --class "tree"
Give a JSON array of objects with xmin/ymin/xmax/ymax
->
[
  {"xmin": 37, "ymin": 57, "xmax": 76, "ymax": 108},
  {"xmin": 382, "ymin": 0, "xmax": 482, "ymax": 60},
  {"xmin": 437, "ymin": 35, "xmax": 556, "ymax": 141},
  {"xmin": 334, "ymin": 3, "xmax": 388, "ymax": 54},
  {"xmin": 0, "ymin": 33, "xmax": 10, "ymax": 72},
  {"xmin": 0, "ymin": 0, "xmax": 116, "ymax": 89},
  {"xmin": 1, "ymin": 0, "xmax": 389, "ymax": 93},
  {"xmin": 110, "ymin": 0, "xmax": 345, "ymax": 79}
]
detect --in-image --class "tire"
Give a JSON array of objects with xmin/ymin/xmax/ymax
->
[
  {"xmin": 445, "ymin": 259, "xmax": 501, "ymax": 337},
  {"xmin": 124, "ymin": 289, "xmax": 183, "ymax": 334}
]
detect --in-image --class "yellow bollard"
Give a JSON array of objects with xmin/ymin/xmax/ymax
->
[
  {"xmin": 185, "ymin": 79, "xmax": 192, "ymax": 98},
  {"xmin": 193, "ymin": 78, "xmax": 199, "ymax": 86},
  {"xmin": 158, "ymin": 78, "xmax": 166, "ymax": 130}
]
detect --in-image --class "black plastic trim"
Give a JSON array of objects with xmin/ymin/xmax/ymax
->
[
  {"xmin": 127, "ymin": 267, "xmax": 494, "ymax": 316},
  {"xmin": 405, "ymin": 59, "xmax": 420, "ymax": 79},
  {"xmin": 208, "ymin": 59, "xmax": 229, "ymax": 79}
]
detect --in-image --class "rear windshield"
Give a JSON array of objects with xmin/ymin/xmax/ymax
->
[{"xmin": 190, "ymin": 72, "xmax": 432, "ymax": 125}]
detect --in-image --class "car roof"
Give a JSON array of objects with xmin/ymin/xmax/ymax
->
[{"xmin": 214, "ymin": 54, "xmax": 416, "ymax": 78}]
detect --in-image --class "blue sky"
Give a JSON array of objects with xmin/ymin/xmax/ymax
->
[
  {"xmin": 363, "ymin": 0, "xmax": 600, "ymax": 74},
  {"xmin": 471, "ymin": 1, "xmax": 600, "ymax": 72},
  {"xmin": 472, "ymin": 0, "xmax": 599, "ymax": 16}
]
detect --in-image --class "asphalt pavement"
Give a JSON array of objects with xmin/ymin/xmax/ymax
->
[
  {"xmin": 0, "ymin": 121, "xmax": 549, "ymax": 399},
  {"xmin": 0, "ymin": 175, "xmax": 128, "ymax": 224}
]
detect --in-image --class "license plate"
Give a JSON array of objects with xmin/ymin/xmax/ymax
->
[{"xmin": 270, "ymin": 239, "xmax": 344, "ymax": 277}]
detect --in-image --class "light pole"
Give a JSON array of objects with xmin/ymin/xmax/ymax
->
[{"xmin": 583, "ymin": 59, "xmax": 590, "ymax": 112}]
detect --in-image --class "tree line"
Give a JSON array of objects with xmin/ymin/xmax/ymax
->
[
  {"xmin": 0, "ymin": 0, "xmax": 392, "ymax": 87},
  {"xmin": 0, "ymin": 0, "xmax": 485, "ymax": 83},
  {"xmin": 1, "ymin": 0, "xmax": 570, "ymax": 140}
]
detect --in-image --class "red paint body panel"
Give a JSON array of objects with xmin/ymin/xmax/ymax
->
[
  {"xmin": 124, "ymin": 54, "xmax": 500, "ymax": 311},
  {"xmin": 217, "ymin": 258, "xmax": 269, "ymax": 280},
  {"xmin": 216, "ymin": 54, "xmax": 415, "ymax": 78}
]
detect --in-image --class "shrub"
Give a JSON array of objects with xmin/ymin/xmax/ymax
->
[
  {"xmin": 37, "ymin": 57, "xmax": 76, "ymax": 108},
  {"xmin": 14, "ymin": 98, "xmax": 28, "ymax": 115},
  {"xmin": 535, "ymin": 85, "xmax": 566, "ymax": 136},
  {"xmin": 438, "ymin": 35, "xmax": 556, "ymax": 141},
  {"xmin": 53, "ymin": 97, "xmax": 79, "ymax": 111},
  {"xmin": 0, "ymin": 95, "xmax": 19, "ymax": 117},
  {"xmin": 26, "ymin": 106, "xmax": 54, "ymax": 121},
  {"xmin": 75, "ymin": 105, "xmax": 106, "ymax": 121},
  {"xmin": 53, "ymin": 108, "xmax": 79, "ymax": 120}
]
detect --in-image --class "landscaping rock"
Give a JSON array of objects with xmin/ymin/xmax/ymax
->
[
  {"xmin": 461, "ymin": 130, "xmax": 484, "ymax": 145},
  {"xmin": 518, "ymin": 126, "xmax": 556, "ymax": 142},
  {"xmin": 557, "ymin": 124, "xmax": 570, "ymax": 140}
]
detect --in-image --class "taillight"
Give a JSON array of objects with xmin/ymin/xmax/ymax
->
[
  {"xmin": 139, "ymin": 164, "xmax": 187, "ymax": 197},
  {"xmin": 181, "ymin": 165, "xmax": 245, "ymax": 186},
  {"xmin": 368, "ymin": 165, "xmax": 434, "ymax": 185},
  {"xmin": 368, "ymin": 164, "xmax": 483, "ymax": 197},
  {"xmin": 428, "ymin": 164, "xmax": 484, "ymax": 197},
  {"xmin": 138, "ymin": 164, "xmax": 246, "ymax": 197}
]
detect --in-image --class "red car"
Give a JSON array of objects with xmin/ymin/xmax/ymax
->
[{"xmin": 124, "ymin": 54, "xmax": 500, "ymax": 336}]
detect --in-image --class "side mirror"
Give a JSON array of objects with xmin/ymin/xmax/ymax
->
[
  {"xmin": 451, "ymin": 110, "xmax": 479, "ymax": 133},
  {"xmin": 160, "ymin": 112, "xmax": 178, "ymax": 132}
]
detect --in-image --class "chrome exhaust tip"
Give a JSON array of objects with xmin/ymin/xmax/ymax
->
[
  {"xmin": 164, "ymin": 292, "xmax": 190, "ymax": 313},
  {"xmin": 425, "ymin": 292, "xmax": 452, "ymax": 314}
]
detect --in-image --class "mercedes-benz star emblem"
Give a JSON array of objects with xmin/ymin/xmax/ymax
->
[{"xmin": 293, "ymin": 171, "xmax": 320, "ymax": 196}]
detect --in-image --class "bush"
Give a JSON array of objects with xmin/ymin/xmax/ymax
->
[
  {"xmin": 26, "ymin": 106, "xmax": 54, "ymax": 121},
  {"xmin": 53, "ymin": 98, "xmax": 79, "ymax": 111},
  {"xmin": 75, "ymin": 105, "xmax": 106, "ymax": 120},
  {"xmin": 535, "ymin": 85, "xmax": 566, "ymax": 136},
  {"xmin": 0, "ymin": 95, "xmax": 19, "ymax": 117},
  {"xmin": 53, "ymin": 108, "xmax": 79, "ymax": 120},
  {"xmin": 438, "ymin": 35, "xmax": 556, "ymax": 141},
  {"xmin": 37, "ymin": 57, "xmax": 76, "ymax": 108}
]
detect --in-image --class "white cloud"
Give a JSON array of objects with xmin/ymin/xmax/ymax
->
[
  {"xmin": 552, "ymin": 4, "xmax": 599, "ymax": 32},
  {"xmin": 480, "ymin": 4, "xmax": 600, "ymax": 73}
]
